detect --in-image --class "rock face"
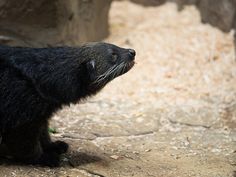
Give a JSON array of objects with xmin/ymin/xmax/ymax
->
[
  {"xmin": 0, "ymin": 0, "xmax": 112, "ymax": 47},
  {"xmin": 198, "ymin": 0, "xmax": 236, "ymax": 32},
  {"xmin": 130, "ymin": 0, "xmax": 166, "ymax": 6}
]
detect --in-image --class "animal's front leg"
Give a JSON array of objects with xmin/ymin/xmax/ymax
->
[
  {"xmin": 40, "ymin": 121, "xmax": 69, "ymax": 155},
  {"xmin": 5, "ymin": 125, "xmax": 61, "ymax": 167}
]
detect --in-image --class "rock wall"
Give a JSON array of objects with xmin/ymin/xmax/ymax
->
[
  {"xmin": 0, "ymin": 0, "xmax": 112, "ymax": 47},
  {"xmin": 0, "ymin": 0, "xmax": 235, "ymax": 47}
]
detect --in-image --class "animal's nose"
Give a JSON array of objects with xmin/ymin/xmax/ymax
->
[{"xmin": 128, "ymin": 49, "xmax": 136, "ymax": 58}]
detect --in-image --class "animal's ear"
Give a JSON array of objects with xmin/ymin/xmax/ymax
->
[
  {"xmin": 86, "ymin": 60, "xmax": 96, "ymax": 80},
  {"xmin": 87, "ymin": 60, "xmax": 95, "ymax": 70}
]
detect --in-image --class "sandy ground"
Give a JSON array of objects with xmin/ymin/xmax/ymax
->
[{"xmin": 0, "ymin": 1, "xmax": 236, "ymax": 177}]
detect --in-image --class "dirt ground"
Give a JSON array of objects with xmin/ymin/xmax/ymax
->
[{"xmin": 0, "ymin": 1, "xmax": 236, "ymax": 177}]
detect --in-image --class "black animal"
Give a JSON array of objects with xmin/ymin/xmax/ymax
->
[{"xmin": 0, "ymin": 42, "xmax": 135, "ymax": 166}]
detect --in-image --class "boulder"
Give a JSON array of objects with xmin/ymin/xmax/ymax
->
[
  {"xmin": 198, "ymin": 0, "xmax": 236, "ymax": 32},
  {"xmin": 0, "ymin": 0, "xmax": 112, "ymax": 47}
]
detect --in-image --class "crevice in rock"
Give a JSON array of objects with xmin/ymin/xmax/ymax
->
[
  {"xmin": 79, "ymin": 168, "xmax": 106, "ymax": 177},
  {"xmin": 60, "ymin": 131, "xmax": 157, "ymax": 141},
  {"xmin": 169, "ymin": 119, "xmax": 211, "ymax": 129},
  {"xmin": 92, "ymin": 131, "xmax": 156, "ymax": 138}
]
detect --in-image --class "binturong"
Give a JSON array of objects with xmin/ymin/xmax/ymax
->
[{"xmin": 0, "ymin": 42, "xmax": 136, "ymax": 167}]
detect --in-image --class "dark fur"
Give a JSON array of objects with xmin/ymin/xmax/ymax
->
[{"xmin": 0, "ymin": 42, "xmax": 135, "ymax": 166}]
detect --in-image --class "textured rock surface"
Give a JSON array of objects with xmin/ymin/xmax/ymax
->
[
  {"xmin": 0, "ymin": 1, "xmax": 236, "ymax": 177},
  {"xmin": 0, "ymin": 0, "xmax": 112, "ymax": 47},
  {"xmin": 198, "ymin": 0, "xmax": 236, "ymax": 32}
]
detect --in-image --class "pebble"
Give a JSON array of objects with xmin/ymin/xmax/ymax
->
[{"xmin": 110, "ymin": 155, "xmax": 120, "ymax": 160}]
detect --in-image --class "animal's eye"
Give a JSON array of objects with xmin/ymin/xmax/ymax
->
[{"xmin": 111, "ymin": 53, "xmax": 118, "ymax": 62}]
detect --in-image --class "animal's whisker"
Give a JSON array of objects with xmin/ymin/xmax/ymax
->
[{"xmin": 92, "ymin": 62, "xmax": 126, "ymax": 85}]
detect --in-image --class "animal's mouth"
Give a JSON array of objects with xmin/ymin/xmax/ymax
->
[
  {"xmin": 121, "ymin": 60, "xmax": 135, "ymax": 75},
  {"xmin": 127, "ymin": 60, "xmax": 135, "ymax": 70}
]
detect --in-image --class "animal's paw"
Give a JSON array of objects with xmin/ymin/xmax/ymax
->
[
  {"xmin": 43, "ymin": 141, "xmax": 69, "ymax": 155},
  {"xmin": 52, "ymin": 141, "xmax": 69, "ymax": 154},
  {"xmin": 35, "ymin": 152, "xmax": 60, "ymax": 167}
]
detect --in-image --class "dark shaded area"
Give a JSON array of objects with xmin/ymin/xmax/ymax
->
[
  {"xmin": 130, "ymin": 0, "xmax": 166, "ymax": 6},
  {"xmin": 0, "ymin": 151, "xmax": 104, "ymax": 167},
  {"xmin": 128, "ymin": 0, "xmax": 198, "ymax": 7},
  {"xmin": 66, "ymin": 152, "xmax": 105, "ymax": 167}
]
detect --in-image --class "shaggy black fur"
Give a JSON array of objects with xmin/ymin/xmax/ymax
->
[{"xmin": 0, "ymin": 42, "xmax": 135, "ymax": 167}]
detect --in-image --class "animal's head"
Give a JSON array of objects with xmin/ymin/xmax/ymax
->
[{"xmin": 81, "ymin": 42, "xmax": 136, "ymax": 91}]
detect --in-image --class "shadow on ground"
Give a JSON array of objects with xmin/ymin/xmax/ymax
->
[
  {"xmin": 0, "ymin": 151, "xmax": 104, "ymax": 168},
  {"xmin": 65, "ymin": 151, "xmax": 105, "ymax": 167}
]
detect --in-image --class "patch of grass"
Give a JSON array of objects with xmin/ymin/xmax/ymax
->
[{"xmin": 48, "ymin": 127, "xmax": 57, "ymax": 134}]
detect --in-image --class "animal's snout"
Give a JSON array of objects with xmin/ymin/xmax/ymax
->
[{"xmin": 128, "ymin": 49, "xmax": 136, "ymax": 60}]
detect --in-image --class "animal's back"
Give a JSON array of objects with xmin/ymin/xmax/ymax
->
[{"xmin": 0, "ymin": 46, "xmax": 57, "ymax": 133}]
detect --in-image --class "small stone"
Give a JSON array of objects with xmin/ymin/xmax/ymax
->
[
  {"xmin": 175, "ymin": 156, "xmax": 181, "ymax": 159},
  {"xmin": 110, "ymin": 155, "xmax": 120, "ymax": 160},
  {"xmin": 133, "ymin": 151, "xmax": 139, "ymax": 154},
  {"xmin": 145, "ymin": 149, "xmax": 151, "ymax": 152}
]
